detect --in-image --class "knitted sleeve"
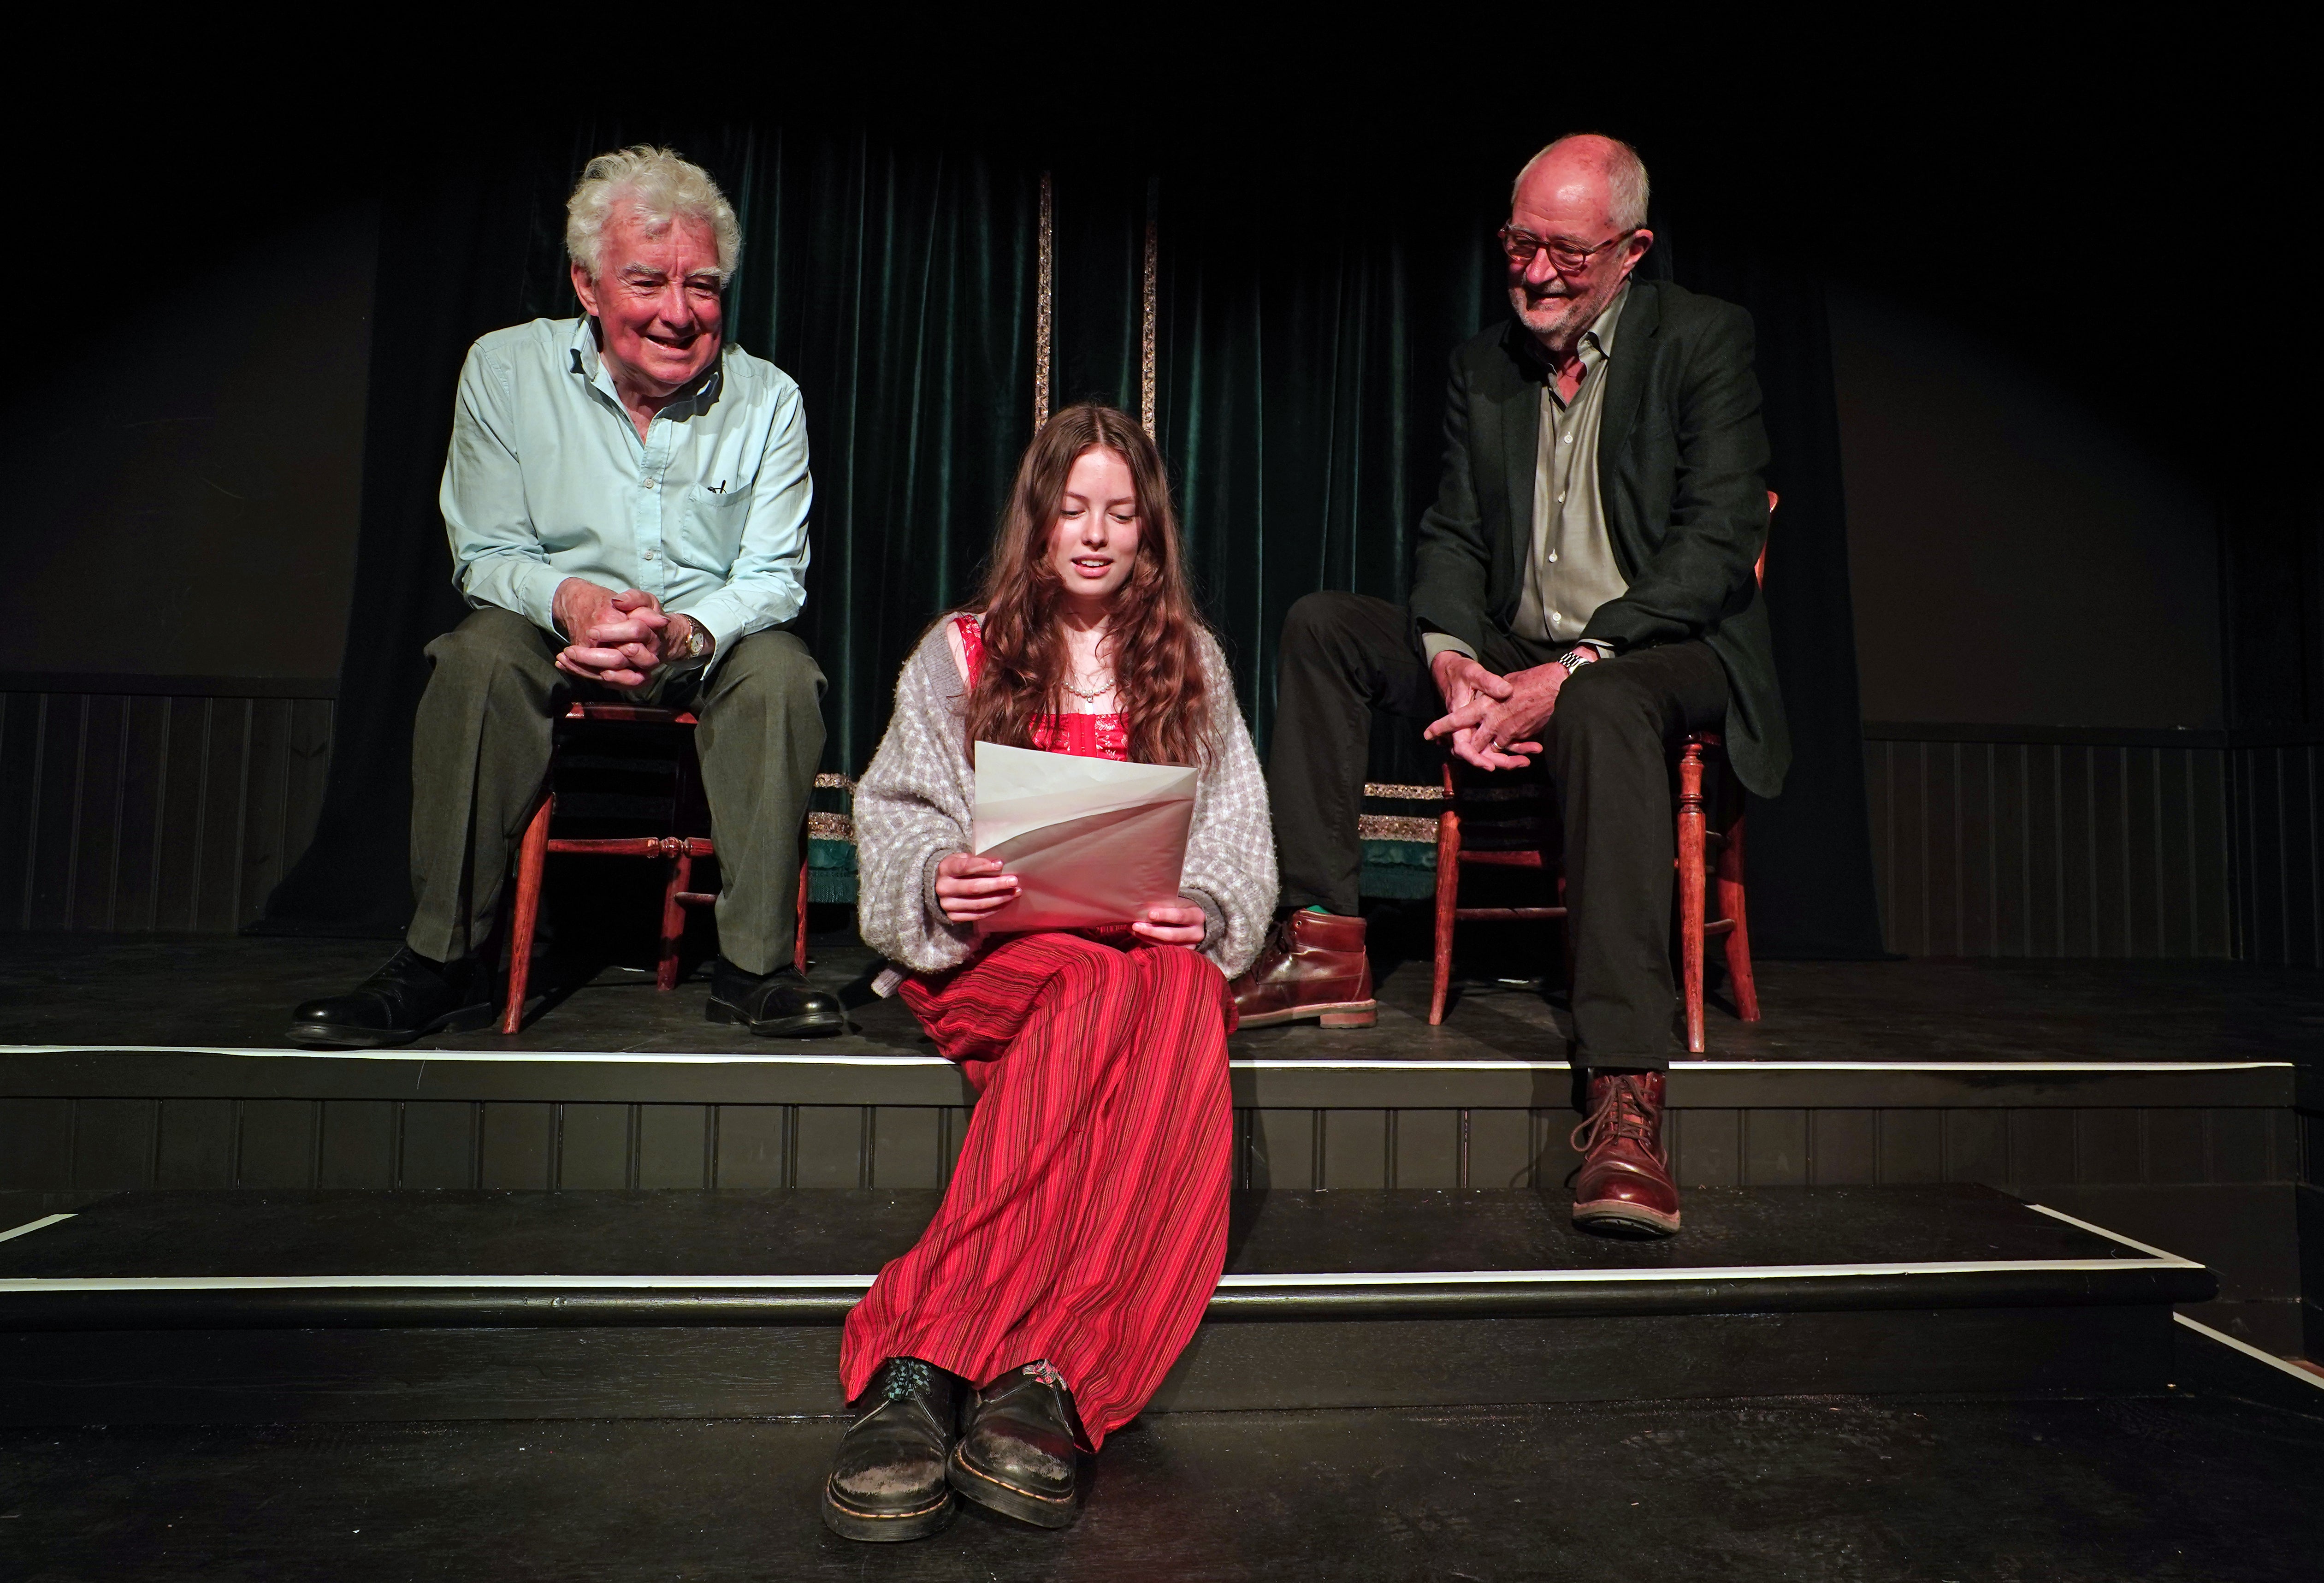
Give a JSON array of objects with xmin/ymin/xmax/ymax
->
[
  {"xmin": 1178, "ymin": 634, "xmax": 1280, "ymax": 978},
  {"xmin": 852, "ymin": 629, "xmax": 981, "ymax": 975}
]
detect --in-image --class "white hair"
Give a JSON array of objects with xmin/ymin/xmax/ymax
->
[
  {"xmin": 566, "ymin": 145, "xmax": 741, "ymax": 282},
  {"xmin": 1513, "ymin": 134, "xmax": 1651, "ymax": 233}
]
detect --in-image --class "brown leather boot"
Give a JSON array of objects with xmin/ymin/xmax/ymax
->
[
  {"xmin": 1230, "ymin": 910, "xmax": 1378, "ymax": 1028},
  {"xmin": 1570, "ymin": 1070, "xmax": 1680, "ymax": 1237}
]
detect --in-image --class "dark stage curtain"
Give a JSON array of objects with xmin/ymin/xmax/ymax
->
[{"xmin": 265, "ymin": 119, "xmax": 1882, "ymax": 958}]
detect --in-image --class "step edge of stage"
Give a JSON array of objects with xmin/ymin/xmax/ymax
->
[{"xmin": 0, "ymin": 1258, "xmax": 2217, "ymax": 1331}]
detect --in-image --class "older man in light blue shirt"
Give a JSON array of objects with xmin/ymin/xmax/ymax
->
[{"xmin": 290, "ymin": 146, "xmax": 841, "ymax": 1048}]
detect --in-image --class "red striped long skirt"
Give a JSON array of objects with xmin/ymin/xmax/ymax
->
[{"xmin": 838, "ymin": 928, "xmax": 1235, "ymax": 1449}]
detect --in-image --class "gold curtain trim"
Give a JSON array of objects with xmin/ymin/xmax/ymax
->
[
  {"xmin": 1141, "ymin": 180, "xmax": 1158, "ymax": 434},
  {"xmin": 1034, "ymin": 171, "xmax": 1053, "ymax": 427}
]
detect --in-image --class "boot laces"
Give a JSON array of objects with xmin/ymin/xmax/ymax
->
[
  {"xmin": 878, "ymin": 1358, "xmax": 936, "ymax": 1401},
  {"xmin": 1569, "ymin": 1076, "xmax": 1664, "ymax": 1162}
]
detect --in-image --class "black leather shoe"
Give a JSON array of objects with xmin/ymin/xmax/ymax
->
[
  {"xmin": 822, "ymin": 1358, "xmax": 961, "ymax": 1542},
  {"xmin": 286, "ymin": 947, "xmax": 495, "ymax": 1049},
  {"xmin": 705, "ymin": 957, "xmax": 844, "ymax": 1038},
  {"xmin": 949, "ymin": 1362, "xmax": 1085, "ymax": 1530}
]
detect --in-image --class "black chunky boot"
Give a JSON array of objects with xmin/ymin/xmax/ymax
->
[
  {"xmin": 822, "ymin": 1357, "xmax": 961, "ymax": 1542},
  {"xmin": 949, "ymin": 1362, "xmax": 1085, "ymax": 1530}
]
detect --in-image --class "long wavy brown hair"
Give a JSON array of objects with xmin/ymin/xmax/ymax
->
[{"xmin": 957, "ymin": 403, "xmax": 1212, "ymax": 766}]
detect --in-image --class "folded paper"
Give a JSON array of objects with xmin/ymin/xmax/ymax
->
[{"xmin": 971, "ymin": 741, "xmax": 1198, "ymax": 932}]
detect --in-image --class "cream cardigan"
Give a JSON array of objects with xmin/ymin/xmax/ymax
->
[{"xmin": 853, "ymin": 621, "xmax": 1278, "ymax": 984}]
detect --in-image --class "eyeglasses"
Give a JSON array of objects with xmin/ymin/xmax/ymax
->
[{"xmin": 1497, "ymin": 225, "xmax": 1638, "ymax": 272}]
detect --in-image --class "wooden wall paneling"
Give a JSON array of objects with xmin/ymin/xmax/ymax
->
[
  {"xmin": 1809, "ymin": 1109, "xmax": 1880, "ymax": 1185},
  {"xmin": 2143, "ymin": 1109, "xmax": 2209, "ymax": 1185},
  {"xmin": 317, "ymin": 1100, "xmax": 396, "ymax": 1188},
  {"xmin": 1991, "ymin": 744, "xmax": 2028, "ymax": 955},
  {"xmin": 870, "ymin": 1106, "xmax": 945, "ymax": 1189},
  {"xmin": 191, "ymin": 700, "xmax": 252, "ymax": 935},
  {"xmin": 153, "ymin": 697, "xmax": 211, "ymax": 932},
  {"xmin": 69, "ymin": 1097, "xmax": 155, "ymax": 1191},
  {"xmin": 1246, "ymin": 1109, "xmax": 1318, "ymax": 1191},
  {"xmin": 479, "ymin": 1102, "xmax": 556, "ymax": 1189},
  {"xmin": 635, "ymin": 1104, "xmax": 710, "ymax": 1188},
  {"xmin": 2209, "ymin": 1108, "xmax": 2278, "ymax": 1186},
  {"xmin": 1741, "ymin": 1109, "xmax": 1808, "ymax": 1186},
  {"xmin": 1321, "ymin": 1110, "xmax": 1389, "ymax": 1189},
  {"xmin": 712, "ymin": 1105, "xmax": 787, "ymax": 1189},
  {"xmin": 2007, "ymin": 1109, "xmax": 2078, "ymax": 1183},
  {"xmin": 1943, "ymin": 1109, "xmax": 2010, "ymax": 1184},
  {"xmin": 557, "ymin": 1103, "xmax": 633, "ymax": 1189},
  {"xmin": 1891, "ymin": 742, "xmax": 1927, "ymax": 956},
  {"xmin": 792, "ymin": 1106, "xmax": 868, "ymax": 1187},
  {"xmin": 236, "ymin": 1099, "xmax": 318, "ymax": 1187},
  {"xmin": 1862, "ymin": 741, "xmax": 1892, "ymax": 950},
  {"xmin": 1875, "ymin": 1110, "xmax": 1943, "ymax": 1182},
  {"xmin": 65, "ymin": 695, "xmax": 126, "ymax": 932},
  {"xmin": 0, "ymin": 696, "xmax": 36, "ymax": 928},
  {"xmin": 1533, "ymin": 1108, "xmax": 1583, "ymax": 1192},
  {"xmin": 155, "ymin": 1098, "xmax": 236, "ymax": 1187},
  {"xmin": 109, "ymin": 697, "xmax": 169, "ymax": 931},
  {"xmin": 1957, "ymin": 743, "xmax": 1997, "ymax": 958},
  {"xmin": 284, "ymin": 699, "xmax": 335, "ymax": 884},
  {"xmin": 236, "ymin": 698, "xmax": 296, "ymax": 933},
  {"xmin": 1674, "ymin": 1108, "xmax": 1739, "ymax": 1187},
  {"xmin": 402, "ymin": 1101, "xmax": 483, "ymax": 1188},
  {"xmin": 940, "ymin": 1108, "xmax": 970, "ymax": 1184},
  {"xmin": 1466, "ymin": 1107, "xmax": 1534, "ymax": 1190},
  {"xmin": 1392, "ymin": 1109, "xmax": 1461, "ymax": 1189},
  {"xmin": 2190, "ymin": 750, "xmax": 2231, "ymax": 957},
  {"xmin": 2073, "ymin": 1109, "xmax": 2143, "ymax": 1184},
  {"xmin": 1926, "ymin": 741, "xmax": 1963, "ymax": 957},
  {"xmin": 23, "ymin": 694, "xmax": 81, "ymax": 931},
  {"xmin": 0, "ymin": 1100, "xmax": 73, "ymax": 1192}
]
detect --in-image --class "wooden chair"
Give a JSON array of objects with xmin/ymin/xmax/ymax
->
[
  {"xmin": 1428, "ymin": 493, "xmax": 1774, "ymax": 1051},
  {"xmin": 500, "ymin": 703, "xmax": 809, "ymax": 1035}
]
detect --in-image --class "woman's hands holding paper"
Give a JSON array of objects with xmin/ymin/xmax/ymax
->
[
  {"xmin": 935, "ymin": 852, "xmax": 1021, "ymax": 924},
  {"xmin": 1131, "ymin": 899, "xmax": 1206, "ymax": 949}
]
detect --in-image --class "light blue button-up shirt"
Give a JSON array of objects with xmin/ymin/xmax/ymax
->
[{"xmin": 439, "ymin": 316, "xmax": 812, "ymax": 660}]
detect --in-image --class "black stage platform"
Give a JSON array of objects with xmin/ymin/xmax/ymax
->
[{"xmin": 1, "ymin": 1327, "xmax": 2318, "ymax": 1582}]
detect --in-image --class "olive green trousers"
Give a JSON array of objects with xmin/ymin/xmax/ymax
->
[{"xmin": 405, "ymin": 606, "xmax": 826, "ymax": 975}]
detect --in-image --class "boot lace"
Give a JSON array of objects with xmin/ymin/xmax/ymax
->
[
  {"xmin": 878, "ymin": 1358, "xmax": 936, "ymax": 1401},
  {"xmin": 1568, "ymin": 1075, "xmax": 1665, "ymax": 1164}
]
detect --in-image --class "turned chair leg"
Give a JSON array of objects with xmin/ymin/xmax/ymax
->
[
  {"xmin": 794, "ymin": 859, "xmax": 810, "ymax": 976},
  {"xmin": 1430, "ymin": 801, "xmax": 1463, "ymax": 1027},
  {"xmin": 503, "ymin": 795, "xmax": 554, "ymax": 1035},
  {"xmin": 656, "ymin": 849, "xmax": 692, "ymax": 992},
  {"xmin": 1718, "ymin": 813, "xmax": 1761, "ymax": 1022},
  {"xmin": 1677, "ymin": 744, "xmax": 1709, "ymax": 1055}
]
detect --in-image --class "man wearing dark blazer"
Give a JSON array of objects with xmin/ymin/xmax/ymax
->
[{"xmin": 1230, "ymin": 134, "xmax": 1790, "ymax": 1238}]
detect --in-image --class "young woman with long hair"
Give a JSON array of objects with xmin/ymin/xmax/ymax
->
[{"xmin": 826, "ymin": 403, "xmax": 1276, "ymax": 1542}]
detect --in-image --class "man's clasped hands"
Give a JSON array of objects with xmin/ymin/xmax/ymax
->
[
  {"xmin": 551, "ymin": 577, "xmax": 714, "ymax": 694},
  {"xmin": 1422, "ymin": 649, "xmax": 1581, "ymax": 771}
]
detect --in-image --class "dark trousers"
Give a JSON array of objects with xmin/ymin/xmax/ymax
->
[
  {"xmin": 1268, "ymin": 592, "xmax": 1727, "ymax": 1069},
  {"xmin": 406, "ymin": 607, "xmax": 827, "ymax": 975}
]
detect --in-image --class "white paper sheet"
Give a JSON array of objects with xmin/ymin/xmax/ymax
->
[{"xmin": 970, "ymin": 741, "xmax": 1198, "ymax": 932}]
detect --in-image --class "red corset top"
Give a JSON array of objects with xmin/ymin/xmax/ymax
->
[{"xmin": 955, "ymin": 615, "xmax": 1129, "ymax": 761}]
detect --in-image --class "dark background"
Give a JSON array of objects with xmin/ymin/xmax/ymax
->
[{"xmin": 6, "ymin": 41, "xmax": 2311, "ymax": 961}]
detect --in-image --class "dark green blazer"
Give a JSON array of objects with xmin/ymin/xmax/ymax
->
[{"xmin": 1409, "ymin": 279, "xmax": 1791, "ymax": 798}]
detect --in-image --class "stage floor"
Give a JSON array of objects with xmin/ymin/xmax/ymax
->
[
  {"xmin": 4, "ymin": 930, "xmax": 2320, "ymax": 1068},
  {"xmin": 1, "ymin": 1326, "xmax": 2316, "ymax": 1583}
]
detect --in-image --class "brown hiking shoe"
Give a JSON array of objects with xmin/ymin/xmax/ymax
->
[
  {"xmin": 1230, "ymin": 911, "xmax": 1378, "ymax": 1028},
  {"xmin": 1570, "ymin": 1070, "xmax": 1680, "ymax": 1237}
]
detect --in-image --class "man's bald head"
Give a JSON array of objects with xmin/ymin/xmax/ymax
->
[{"xmin": 1513, "ymin": 134, "xmax": 1650, "ymax": 234}]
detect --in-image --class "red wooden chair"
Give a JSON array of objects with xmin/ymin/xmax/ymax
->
[
  {"xmin": 501, "ymin": 703, "xmax": 808, "ymax": 1035},
  {"xmin": 1428, "ymin": 493, "xmax": 1774, "ymax": 1052}
]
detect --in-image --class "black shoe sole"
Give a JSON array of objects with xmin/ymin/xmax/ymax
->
[
  {"xmin": 947, "ymin": 1444, "xmax": 1081, "ymax": 1530},
  {"xmin": 283, "ymin": 1002, "xmax": 497, "ymax": 1050},
  {"xmin": 705, "ymin": 997, "xmax": 846, "ymax": 1038},
  {"xmin": 1573, "ymin": 1200, "xmax": 1682, "ymax": 1238},
  {"xmin": 821, "ymin": 1483, "xmax": 955, "ymax": 1543}
]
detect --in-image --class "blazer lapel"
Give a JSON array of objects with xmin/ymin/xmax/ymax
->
[
  {"xmin": 1595, "ymin": 279, "xmax": 1661, "ymax": 563},
  {"xmin": 1496, "ymin": 329, "xmax": 1542, "ymax": 600}
]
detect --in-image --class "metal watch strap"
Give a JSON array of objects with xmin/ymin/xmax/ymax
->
[{"xmin": 1557, "ymin": 646, "xmax": 1600, "ymax": 675}]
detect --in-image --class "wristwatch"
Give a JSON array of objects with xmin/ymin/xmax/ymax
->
[{"xmin": 1556, "ymin": 645, "xmax": 1601, "ymax": 676}]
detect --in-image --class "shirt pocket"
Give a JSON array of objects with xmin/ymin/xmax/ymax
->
[{"xmin": 676, "ymin": 484, "xmax": 751, "ymax": 572}]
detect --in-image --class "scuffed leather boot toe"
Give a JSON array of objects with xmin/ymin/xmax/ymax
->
[
  {"xmin": 822, "ymin": 1358, "xmax": 961, "ymax": 1542},
  {"xmin": 949, "ymin": 1362, "xmax": 1085, "ymax": 1530},
  {"xmin": 1229, "ymin": 910, "xmax": 1377, "ymax": 1028},
  {"xmin": 1571, "ymin": 1069, "xmax": 1680, "ymax": 1237}
]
